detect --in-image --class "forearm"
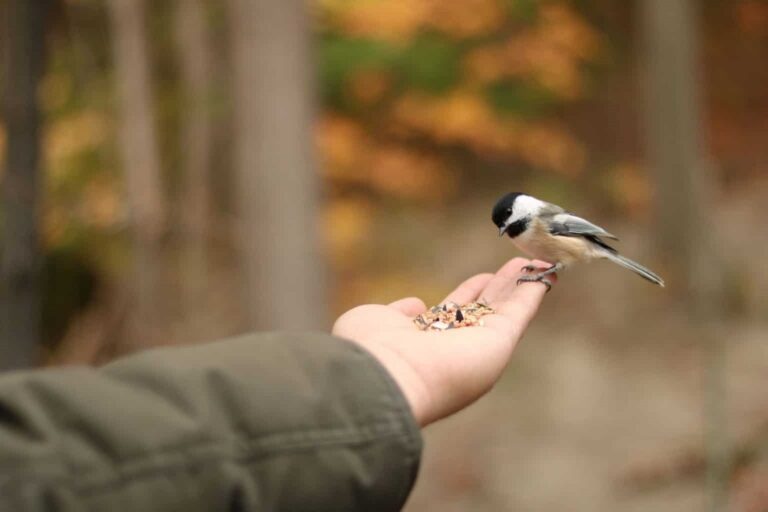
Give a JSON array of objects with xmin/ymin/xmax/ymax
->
[{"xmin": 0, "ymin": 332, "xmax": 422, "ymax": 512}]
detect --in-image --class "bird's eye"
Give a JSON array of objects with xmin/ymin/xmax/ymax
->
[{"xmin": 506, "ymin": 207, "xmax": 513, "ymax": 214}]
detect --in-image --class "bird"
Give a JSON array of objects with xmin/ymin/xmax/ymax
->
[{"xmin": 492, "ymin": 192, "xmax": 665, "ymax": 291}]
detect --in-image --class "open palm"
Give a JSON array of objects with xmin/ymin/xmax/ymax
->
[{"xmin": 333, "ymin": 258, "xmax": 554, "ymax": 426}]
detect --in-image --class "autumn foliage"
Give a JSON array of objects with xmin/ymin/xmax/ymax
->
[{"xmin": 317, "ymin": 0, "xmax": 600, "ymax": 203}]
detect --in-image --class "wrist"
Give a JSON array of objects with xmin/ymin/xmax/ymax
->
[{"xmin": 350, "ymin": 339, "xmax": 433, "ymax": 427}]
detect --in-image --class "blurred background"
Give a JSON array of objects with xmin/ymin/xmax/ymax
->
[{"xmin": 1, "ymin": 0, "xmax": 767, "ymax": 510}]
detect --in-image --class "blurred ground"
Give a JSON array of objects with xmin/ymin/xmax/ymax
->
[
  {"xmin": 399, "ymin": 183, "xmax": 768, "ymax": 511},
  {"xmin": 407, "ymin": 320, "xmax": 768, "ymax": 512},
  {"xmin": 41, "ymin": 155, "xmax": 768, "ymax": 512},
  {"xmin": 142, "ymin": 178, "xmax": 767, "ymax": 512}
]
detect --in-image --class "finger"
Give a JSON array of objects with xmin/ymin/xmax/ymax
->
[
  {"xmin": 493, "ymin": 258, "xmax": 557, "ymax": 310},
  {"xmin": 494, "ymin": 275, "xmax": 552, "ymax": 317},
  {"xmin": 480, "ymin": 258, "xmax": 533, "ymax": 303},
  {"xmin": 493, "ymin": 259, "xmax": 556, "ymax": 304},
  {"xmin": 388, "ymin": 297, "xmax": 427, "ymax": 317},
  {"xmin": 484, "ymin": 264, "xmax": 557, "ymax": 339},
  {"xmin": 442, "ymin": 273, "xmax": 494, "ymax": 305}
]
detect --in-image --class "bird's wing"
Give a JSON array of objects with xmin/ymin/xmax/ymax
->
[{"xmin": 549, "ymin": 213, "xmax": 619, "ymax": 241}]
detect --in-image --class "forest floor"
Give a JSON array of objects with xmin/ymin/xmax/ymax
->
[
  {"xmin": 398, "ymin": 182, "xmax": 768, "ymax": 512},
  {"xmin": 405, "ymin": 317, "xmax": 768, "ymax": 512},
  {"xmin": 60, "ymin": 179, "xmax": 768, "ymax": 511}
]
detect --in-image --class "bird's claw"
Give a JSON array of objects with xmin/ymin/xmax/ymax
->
[
  {"xmin": 516, "ymin": 274, "xmax": 553, "ymax": 293},
  {"xmin": 521, "ymin": 264, "xmax": 538, "ymax": 273}
]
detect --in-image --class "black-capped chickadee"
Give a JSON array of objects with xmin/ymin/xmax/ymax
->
[{"xmin": 492, "ymin": 192, "xmax": 665, "ymax": 291}]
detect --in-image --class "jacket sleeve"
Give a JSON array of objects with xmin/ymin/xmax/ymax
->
[{"xmin": 0, "ymin": 332, "xmax": 422, "ymax": 512}]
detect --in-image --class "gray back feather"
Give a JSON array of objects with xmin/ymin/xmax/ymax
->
[{"xmin": 548, "ymin": 212, "xmax": 619, "ymax": 240}]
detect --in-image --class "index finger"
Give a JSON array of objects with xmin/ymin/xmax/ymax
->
[
  {"xmin": 480, "ymin": 258, "xmax": 534, "ymax": 303},
  {"xmin": 482, "ymin": 259, "xmax": 556, "ymax": 339}
]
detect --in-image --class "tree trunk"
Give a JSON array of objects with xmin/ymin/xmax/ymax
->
[
  {"xmin": 228, "ymin": 0, "xmax": 327, "ymax": 330},
  {"xmin": 174, "ymin": 0, "xmax": 212, "ymax": 322},
  {"xmin": 0, "ymin": 0, "xmax": 50, "ymax": 370},
  {"xmin": 641, "ymin": 0, "xmax": 721, "ymax": 309},
  {"xmin": 641, "ymin": 2, "xmax": 728, "ymax": 511},
  {"xmin": 107, "ymin": 0, "xmax": 166, "ymax": 346}
]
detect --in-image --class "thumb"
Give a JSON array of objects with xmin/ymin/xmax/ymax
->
[{"xmin": 388, "ymin": 297, "xmax": 427, "ymax": 317}]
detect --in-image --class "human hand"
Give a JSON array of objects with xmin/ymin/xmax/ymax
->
[{"xmin": 332, "ymin": 258, "xmax": 554, "ymax": 427}]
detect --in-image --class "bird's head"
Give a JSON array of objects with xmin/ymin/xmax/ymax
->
[{"xmin": 492, "ymin": 192, "xmax": 543, "ymax": 238}]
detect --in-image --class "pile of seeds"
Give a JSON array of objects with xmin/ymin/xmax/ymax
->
[{"xmin": 414, "ymin": 300, "xmax": 495, "ymax": 331}]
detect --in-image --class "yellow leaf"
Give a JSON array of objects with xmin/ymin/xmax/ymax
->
[
  {"xmin": 316, "ymin": 115, "xmax": 369, "ymax": 182},
  {"xmin": 335, "ymin": 0, "xmax": 429, "ymax": 42},
  {"xmin": 45, "ymin": 110, "xmax": 109, "ymax": 174},
  {"xmin": 425, "ymin": 0, "xmax": 505, "ymax": 38},
  {"xmin": 368, "ymin": 145, "xmax": 456, "ymax": 200},
  {"xmin": 323, "ymin": 197, "xmax": 374, "ymax": 265}
]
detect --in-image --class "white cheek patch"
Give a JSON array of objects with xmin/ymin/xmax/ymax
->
[{"xmin": 512, "ymin": 195, "xmax": 544, "ymax": 222}]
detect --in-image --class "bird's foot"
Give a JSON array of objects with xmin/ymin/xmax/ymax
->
[
  {"xmin": 521, "ymin": 264, "xmax": 549, "ymax": 273},
  {"xmin": 516, "ymin": 273, "xmax": 554, "ymax": 293}
]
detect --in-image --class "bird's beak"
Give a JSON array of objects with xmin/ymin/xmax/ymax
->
[{"xmin": 498, "ymin": 225, "xmax": 507, "ymax": 237}]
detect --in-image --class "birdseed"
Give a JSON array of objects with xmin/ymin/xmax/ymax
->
[{"xmin": 414, "ymin": 299, "xmax": 495, "ymax": 331}]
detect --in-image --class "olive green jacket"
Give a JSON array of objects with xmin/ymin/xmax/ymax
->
[{"xmin": 0, "ymin": 333, "xmax": 422, "ymax": 511}]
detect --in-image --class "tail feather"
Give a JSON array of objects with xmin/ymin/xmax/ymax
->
[{"xmin": 602, "ymin": 252, "xmax": 665, "ymax": 287}]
